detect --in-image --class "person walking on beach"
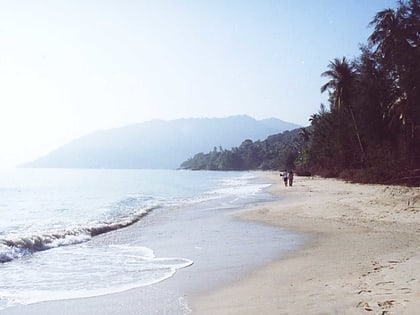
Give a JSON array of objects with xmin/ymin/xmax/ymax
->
[
  {"xmin": 281, "ymin": 170, "xmax": 288, "ymax": 187},
  {"xmin": 288, "ymin": 170, "xmax": 294, "ymax": 187}
]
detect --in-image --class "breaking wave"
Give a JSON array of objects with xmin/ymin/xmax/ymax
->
[{"xmin": 0, "ymin": 206, "xmax": 157, "ymax": 263}]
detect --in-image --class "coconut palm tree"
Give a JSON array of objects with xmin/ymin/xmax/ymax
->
[
  {"xmin": 369, "ymin": 0, "xmax": 420, "ymax": 165},
  {"xmin": 321, "ymin": 57, "xmax": 355, "ymax": 111},
  {"xmin": 369, "ymin": 1, "xmax": 419, "ymax": 67},
  {"xmin": 321, "ymin": 57, "xmax": 366, "ymax": 165},
  {"xmin": 369, "ymin": 8, "xmax": 407, "ymax": 66}
]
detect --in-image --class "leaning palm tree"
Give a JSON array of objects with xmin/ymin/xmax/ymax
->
[{"xmin": 321, "ymin": 57, "xmax": 366, "ymax": 165}]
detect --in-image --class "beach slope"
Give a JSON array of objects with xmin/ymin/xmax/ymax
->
[{"xmin": 194, "ymin": 174, "xmax": 420, "ymax": 315}]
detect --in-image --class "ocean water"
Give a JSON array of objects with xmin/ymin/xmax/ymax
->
[{"xmin": 0, "ymin": 169, "xmax": 275, "ymax": 310}]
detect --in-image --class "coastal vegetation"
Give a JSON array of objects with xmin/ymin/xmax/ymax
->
[
  {"xmin": 309, "ymin": 0, "xmax": 419, "ymax": 185},
  {"xmin": 180, "ymin": 129, "xmax": 304, "ymax": 171},
  {"xmin": 181, "ymin": 0, "xmax": 420, "ymax": 185}
]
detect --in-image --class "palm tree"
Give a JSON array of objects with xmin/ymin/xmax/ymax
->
[
  {"xmin": 321, "ymin": 57, "xmax": 366, "ymax": 165},
  {"xmin": 369, "ymin": 1, "xmax": 419, "ymax": 68},
  {"xmin": 369, "ymin": 0, "xmax": 420, "ymax": 165},
  {"xmin": 368, "ymin": 8, "xmax": 407, "ymax": 66},
  {"xmin": 321, "ymin": 57, "xmax": 355, "ymax": 111}
]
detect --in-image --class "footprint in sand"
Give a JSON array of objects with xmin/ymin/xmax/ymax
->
[
  {"xmin": 376, "ymin": 281, "xmax": 394, "ymax": 286},
  {"xmin": 377, "ymin": 300, "xmax": 395, "ymax": 308},
  {"xmin": 398, "ymin": 287, "xmax": 412, "ymax": 294},
  {"xmin": 356, "ymin": 302, "xmax": 373, "ymax": 311}
]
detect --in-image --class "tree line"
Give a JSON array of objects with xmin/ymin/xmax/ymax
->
[
  {"xmin": 180, "ymin": 129, "xmax": 304, "ymax": 171},
  {"xmin": 181, "ymin": 0, "xmax": 419, "ymax": 186},
  {"xmin": 308, "ymin": 0, "xmax": 419, "ymax": 185}
]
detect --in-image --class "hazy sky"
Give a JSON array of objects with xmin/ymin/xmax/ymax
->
[{"xmin": 0, "ymin": 0, "xmax": 396, "ymax": 167}]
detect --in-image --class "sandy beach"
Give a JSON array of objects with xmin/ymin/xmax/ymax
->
[
  {"xmin": 2, "ymin": 172, "xmax": 419, "ymax": 315},
  {"xmin": 193, "ymin": 174, "xmax": 420, "ymax": 315}
]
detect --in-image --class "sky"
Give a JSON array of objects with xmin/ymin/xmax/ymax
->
[{"xmin": 0, "ymin": 0, "xmax": 396, "ymax": 167}]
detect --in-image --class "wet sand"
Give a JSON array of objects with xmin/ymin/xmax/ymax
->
[
  {"xmin": 193, "ymin": 174, "xmax": 420, "ymax": 315},
  {"xmin": 0, "ymin": 180, "xmax": 301, "ymax": 315},
  {"xmin": 2, "ymin": 173, "xmax": 419, "ymax": 314}
]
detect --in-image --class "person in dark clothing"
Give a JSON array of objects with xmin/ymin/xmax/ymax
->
[{"xmin": 288, "ymin": 170, "xmax": 294, "ymax": 187}]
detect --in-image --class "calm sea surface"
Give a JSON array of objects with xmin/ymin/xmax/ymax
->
[{"xmin": 0, "ymin": 169, "xmax": 276, "ymax": 310}]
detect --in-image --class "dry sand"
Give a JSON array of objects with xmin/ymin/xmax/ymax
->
[{"xmin": 193, "ymin": 174, "xmax": 420, "ymax": 315}]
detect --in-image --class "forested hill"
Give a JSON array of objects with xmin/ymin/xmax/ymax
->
[
  {"xmin": 23, "ymin": 115, "xmax": 300, "ymax": 169},
  {"xmin": 180, "ymin": 128, "xmax": 306, "ymax": 171}
]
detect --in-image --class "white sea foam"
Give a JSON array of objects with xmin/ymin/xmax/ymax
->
[
  {"xmin": 0, "ymin": 245, "xmax": 193, "ymax": 309},
  {"xmin": 0, "ymin": 169, "xmax": 272, "ymax": 311}
]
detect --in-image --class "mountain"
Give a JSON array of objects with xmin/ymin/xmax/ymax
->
[{"xmin": 22, "ymin": 115, "xmax": 300, "ymax": 169}]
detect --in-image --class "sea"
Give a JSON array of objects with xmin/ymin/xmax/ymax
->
[{"xmin": 0, "ymin": 168, "xmax": 302, "ymax": 313}]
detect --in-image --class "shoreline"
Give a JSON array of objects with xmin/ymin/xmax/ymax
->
[
  {"xmin": 193, "ymin": 173, "xmax": 420, "ymax": 314},
  {"xmin": 2, "ymin": 172, "xmax": 418, "ymax": 314},
  {"xmin": 0, "ymin": 171, "xmax": 297, "ymax": 315}
]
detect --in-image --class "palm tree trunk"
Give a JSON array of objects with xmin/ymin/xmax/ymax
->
[{"xmin": 348, "ymin": 106, "xmax": 366, "ymax": 166}]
